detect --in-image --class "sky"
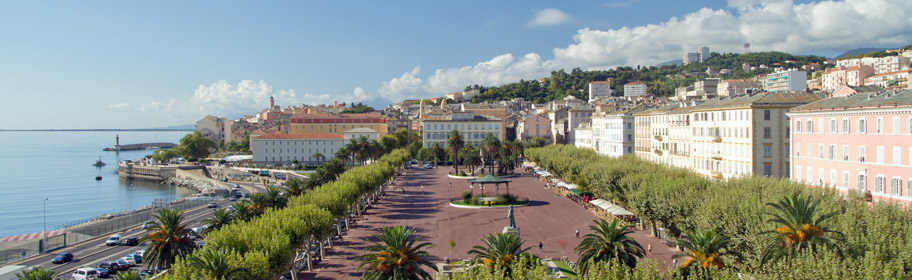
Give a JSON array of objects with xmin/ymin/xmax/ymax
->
[{"xmin": 1, "ymin": 0, "xmax": 910, "ymax": 129}]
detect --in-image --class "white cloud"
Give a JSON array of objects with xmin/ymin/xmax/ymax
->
[
  {"xmin": 108, "ymin": 103, "xmax": 130, "ymax": 109},
  {"xmin": 377, "ymin": 0, "xmax": 912, "ymax": 101},
  {"xmin": 141, "ymin": 80, "xmax": 371, "ymax": 122},
  {"xmin": 604, "ymin": 0, "xmax": 639, "ymax": 8},
  {"xmin": 527, "ymin": 8, "xmax": 570, "ymax": 27}
]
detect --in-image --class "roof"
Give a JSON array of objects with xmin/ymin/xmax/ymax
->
[
  {"xmin": 423, "ymin": 114, "xmax": 501, "ymax": 121},
  {"xmin": 590, "ymin": 81, "xmax": 610, "ymax": 84},
  {"xmin": 625, "ymin": 81, "xmax": 646, "ymax": 86},
  {"xmin": 869, "ymin": 68, "xmax": 912, "ymax": 78},
  {"xmin": 569, "ymin": 104, "xmax": 594, "ymax": 112},
  {"xmin": 250, "ymin": 129, "xmax": 281, "ymax": 135},
  {"xmin": 345, "ymin": 128, "xmax": 378, "ymax": 133},
  {"xmin": 253, "ymin": 133, "xmax": 345, "ymax": 140},
  {"xmin": 469, "ymin": 175, "xmax": 512, "ymax": 184},
  {"xmin": 690, "ymin": 91, "xmax": 825, "ymax": 112},
  {"xmin": 290, "ymin": 112, "xmax": 384, "ymax": 119},
  {"xmin": 791, "ymin": 89, "xmax": 912, "ymax": 112}
]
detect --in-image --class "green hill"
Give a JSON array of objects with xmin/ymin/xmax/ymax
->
[{"xmin": 469, "ymin": 51, "xmax": 827, "ymax": 104}]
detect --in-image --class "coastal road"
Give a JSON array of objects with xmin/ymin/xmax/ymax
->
[{"xmin": 21, "ymin": 199, "xmax": 237, "ymax": 277}]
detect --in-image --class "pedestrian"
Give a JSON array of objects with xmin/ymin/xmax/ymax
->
[
  {"xmin": 538, "ymin": 241, "xmax": 543, "ymax": 253},
  {"xmin": 575, "ymin": 229, "xmax": 579, "ymax": 238},
  {"xmin": 672, "ymin": 258, "xmax": 677, "ymax": 269},
  {"xmin": 647, "ymin": 243, "xmax": 652, "ymax": 254},
  {"xmin": 449, "ymin": 181, "xmax": 452, "ymax": 188}
]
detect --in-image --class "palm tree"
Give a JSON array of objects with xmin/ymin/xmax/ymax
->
[
  {"xmin": 357, "ymin": 226, "xmax": 437, "ymax": 280},
  {"xmin": 675, "ymin": 230, "xmax": 731, "ymax": 271},
  {"xmin": 284, "ymin": 178, "xmax": 306, "ymax": 197},
  {"xmin": 311, "ymin": 152, "xmax": 324, "ymax": 165},
  {"xmin": 467, "ymin": 233, "xmax": 531, "ymax": 277},
  {"xmin": 575, "ymin": 219, "xmax": 644, "ymax": 274},
  {"xmin": 447, "ymin": 130, "xmax": 465, "ymax": 174},
  {"xmin": 232, "ymin": 201, "xmax": 255, "ymax": 221},
  {"xmin": 429, "ymin": 143, "xmax": 444, "ymax": 168},
  {"xmin": 264, "ymin": 185, "xmax": 287, "ymax": 209},
  {"xmin": 463, "ymin": 147, "xmax": 482, "ymax": 175},
  {"xmin": 481, "ymin": 134, "xmax": 501, "ymax": 174},
  {"xmin": 369, "ymin": 139, "xmax": 383, "ymax": 162},
  {"xmin": 761, "ymin": 194, "xmax": 843, "ymax": 263},
  {"xmin": 141, "ymin": 208, "xmax": 196, "ymax": 269},
  {"xmin": 248, "ymin": 193, "xmax": 269, "ymax": 216},
  {"xmin": 15, "ymin": 267, "xmax": 57, "ymax": 280},
  {"xmin": 188, "ymin": 248, "xmax": 248, "ymax": 280},
  {"xmin": 345, "ymin": 138, "xmax": 360, "ymax": 166},
  {"xmin": 202, "ymin": 208, "xmax": 234, "ymax": 235},
  {"xmin": 356, "ymin": 136, "xmax": 370, "ymax": 165},
  {"xmin": 113, "ymin": 270, "xmax": 143, "ymax": 280}
]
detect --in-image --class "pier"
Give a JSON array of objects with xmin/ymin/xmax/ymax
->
[{"xmin": 103, "ymin": 142, "xmax": 176, "ymax": 151}]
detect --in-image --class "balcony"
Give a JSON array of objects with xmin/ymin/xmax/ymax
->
[
  {"xmin": 711, "ymin": 171, "xmax": 723, "ymax": 179},
  {"xmin": 654, "ymin": 135, "xmax": 663, "ymax": 141},
  {"xmin": 711, "ymin": 154, "xmax": 723, "ymax": 160},
  {"xmin": 711, "ymin": 135, "xmax": 722, "ymax": 142},
  {"xmin": 654, "ymin": 149, "xmax": 663, "ymax": 156}
]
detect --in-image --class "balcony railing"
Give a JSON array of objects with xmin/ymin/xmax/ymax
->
[
  {"xmin": 711, "ymin": 154, "xmax": 723, "ymax": 160},
  {"xmin": 654, "ymin": 149, "xmax": 663, "ymax": 156}
]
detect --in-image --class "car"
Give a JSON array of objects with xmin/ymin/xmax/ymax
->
[
  {"xmin": 274, "ymin": 173, "xmax": 286, "ymax": 180},
  {"xmin": 141, "ymin": 221, "xmax": 156, "ymax": 229},
  {"xmin": 139, "ymin": 269, "xmax": 159, "ymax": 278},
  {"xmin": 410, "ymin": 159, "xmax": 418, "ymax": 164},
  {"xmin": 51, "ymin": 252, "xmax": 73, "ymax": 264},
  {"xmin": 404, "ymin": 163, "xmax": 411, "ymax": 169},
  {"xmin": 72, "ymin": 267, "xmax": 98, "ymax": 280},
  {"xmin": 125, "ymin": 253, "xmax": 142, "ymax": 264},
  {"xmin": 122, "ymin": 237, "xmax": 139, "ymax": 246},
  {"xmin": 207, "ymin": 202, "xmax": 217, "ymax": 208},
  {"xmin": 120, "ymin": 256, "xmax": 136, "ymax": 266},
  {"xmin": 226, "ymin": 205, "xmax": 236, "ymax": 212},
  {"xmin": 105, "ymin": 235, "xmax": 122, "ymax": 246},
  {"xmin": 229, "ymin": 196, "xmax": 238, "ymax": 201},
  {"xmin": 135, "ymin": 249, "xmax": 146, "ymax": 256},
  {"xmin": 424, "ymin": 164, "xmax": 433, "ymax": 169},
  {"xmin": 99, "ymin": 261, "xmax": 124, "ymax": 272},
  {"xmin": 243, "ymin": 192, "xmax": 250, "ymax": 198},
  {"xmin": 233, "ymin": 184, "xmax": 240, "ymax": 189},
  {"xmin": 94, "ymin": 266, "xmax": 111, "ymax": 278},
  {"xmin": 115, "ymin": 259, "xmax": 131, "ymax": 269}
]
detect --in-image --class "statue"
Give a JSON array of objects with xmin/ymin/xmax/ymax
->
[{"xmin": 507, "ymin": 205, "xmax": 516, "ymax": 229}]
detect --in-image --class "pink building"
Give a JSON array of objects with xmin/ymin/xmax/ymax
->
[
  {"xmin": 788, "ymin": 88, "xmax": 912, "ymax": 205},
  {"xmin": 821, "ymin": 65, "xmax": 874, "ymax": 92},
  {"xmin": 518, "ymin": 114, "xmax": 552, "ymax": 144}
]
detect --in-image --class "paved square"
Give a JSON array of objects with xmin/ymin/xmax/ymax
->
[{"xmin": 304, "ymin": 166, "xmax": 678, "ymax": 279}]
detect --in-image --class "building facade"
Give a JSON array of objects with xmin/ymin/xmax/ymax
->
[
  {"xmin": 421, "ymin": 112, "xmax": 503, "ymax": 148},
  {"xmin": 518, "ymin": 114, "xmax": 552, "ymax": 143},
  {"xmin": 765, "ymin": 70, "xmax": 807, "ymax": 93},
  {"xmin": 624, "ymin": 82, "xmax": 647, "ymax": 97},
  {"xmin": 588, "ymin": 81, "xmax": 613, "ymax": 103},
  {"xmin": 567, "ymin": 105, "xmax": 595, "ymax": 145},
  {"xmin": 821, "ymin": 65, "xmax": 875, "ymax": 92},
  {"xmin": 251, "ymin": 133, "xmax": 345, "ymax": 164},
  {"xmin": 288, "ymin": 112, "xmax": 388, "ymax": 136},
  {"xmin": 789, "ymin": 89, "xmax": 912, "ymax": 205},
  {"xmin": 196, "ymin": 115, "xmax": 232, "ymax": 146}
]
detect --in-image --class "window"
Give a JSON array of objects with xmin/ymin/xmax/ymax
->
[
  {"xmin": 892, "ymin": 178, "xmax": 902, "ymax": 195},
  {"xmin": 843, "ymin": 171, "xmax": 849, "ymax": 189},
  {"xmin": 877, "ymin": 118, "xmax": 883, "ymax": 134},
  {"xmin": 859, "ymin": 146, "xmax": 866, "ymax": 162},
  {"xmin": 796, "ymin": 166, "xmax": 802, "ymax": 181},
  {"xmin": 819, "ymin": 144, "xmax": 824, "ymax": 159},
  {"xmin": 843, "ymin": 119, "xmax": 850, "ymax": 134},
  {"xmin": 859, "ymin": 119, "xmax": 866, "ymax": 134},
  {"xmin": 764, "ymin": 110, "xmax": 771, "ymax": 120},
  {"xmin": 763, "ymin": 127, "xmax": 771, "ymax": 138},
  {"xmin": 796, "ymin": 143, "xmax": 801, "ymax": 157},
  {"xmin": 908, "ymin": 118, "xmax": 912, "ymax": 134},
  {"xmin": 829, "ymin": 145, "xmax": 836, "ymax": 160},
  {"xmin": 858, "ymin": 173, "xmax": 867, "ymax": 192},
  {"xmin": 763, "ymin": 163, "xmax": 772, "ymax": 177},
  {"xmin": 764, "ymin": 144, "xmax": 772, "ymax": 157},
  {"xmin": 843, "ymin": 145, "xmax": 849, "ymax": 161},
  {"xmin": 831, "ymin": 170, "xmax": 837, "ymax": 187},
  {"xmin": 830, "ymin": 119, "xmax": 837, "ymax": 134},
  {"xmin": 796, "ymin": 120, "xmax": 802, "ymax": 133},
  {"xmin": 894, "ymin": 117, "xmax": 901, "ymax": 135},
  {"xmin": 875, "ymin": 175, "xmax": 885, "ymax": 192},
  {"xmin": 877, "ymin": 146, "xmax": 884, "ymax": 164},
  {"xmin": 807, "ymin": 120, "xmax": 813, "ymax": 134},
  {"xmin": 894, "ymin": 147, "xmax": 902, "ymax": 166}
]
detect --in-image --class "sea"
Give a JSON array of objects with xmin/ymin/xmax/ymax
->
[{"xmin": 0, "ymin": 131, "xmax": 198, "ymax": 237}]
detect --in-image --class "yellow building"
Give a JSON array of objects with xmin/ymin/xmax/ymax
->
[{"xmin": 288, "ymin": 112, "xmax": 388, "ymax": 136}]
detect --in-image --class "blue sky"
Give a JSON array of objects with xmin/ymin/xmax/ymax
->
[{"xmin": 1, "ymin": 0, "xmax": 910, "ymax": 129}]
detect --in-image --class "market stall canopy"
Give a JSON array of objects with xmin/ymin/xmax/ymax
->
[
  {"xmin": 223, "ymin": 155, "xmax": 253, "ymax": 162},
  {"xmin": 522, "ymin": 161, "xmax": 538, "ymax": 167},
  {"xmin": 589, "ymin": 199, "xmax": 633, "ymax": 216},
  {"xmin": 556, "ymin": 182, "xmax": 578, "ymax": 190}
]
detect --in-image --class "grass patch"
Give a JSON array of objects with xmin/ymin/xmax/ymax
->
[{"xmin": 553, "ymin": 260, "xmax": 577, "ymax": 279}]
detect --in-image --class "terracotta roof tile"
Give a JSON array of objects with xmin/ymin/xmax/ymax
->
[{"xmin": 253, "ymin": 133, "xmax": 344, "ymax": 140}]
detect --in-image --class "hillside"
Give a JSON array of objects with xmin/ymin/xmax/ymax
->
[{"xmin": 469, "ymin": 51, "xmax": 826, "ymax": 104}]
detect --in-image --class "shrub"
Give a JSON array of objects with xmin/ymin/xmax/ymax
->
[
  {"xmin": 459, "ymin": 171, "xmax": 467, "ymax": 176},
  {"xmin": 501, "ymin": 194, "xmax": 519, "ymax": 204},
  {"xmin": 491, "ymin": 197, "xmax": 507, "ymax": 205},
  {"xmin": 461, "ymin": 191, "xmax": 473, "ymax": 200}
]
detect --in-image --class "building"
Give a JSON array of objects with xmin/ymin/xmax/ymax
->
[
  {"xmin": 196, "ymin": 115, "xmax": 232, "ymax": 146},
  {"xmin": 699, "ymin": 46, "xmax": 710, "ymax": 62},
  {"xmin": 251, "ymin": 133, "xmax": 344, "ymax": 165},
  {"xmin": 588, "ymin": 81, "xmax": 614, "ymax": 103},
  {"xmin": 518, "ymin": 114, "xmax": 552, "ymax": 144},
  {"xmin": 765, "ymin": 69, "xmax": 807, "ymax": 93},
  {"xmin": 461, "ymin": 103, "xmax": 508, "ymax": 140},
  {"xmin": 624, "ymin": 82, "xmax": 647, "ymax": 97},
  {"xmin": 591, "ymin": 106, "xmax": 645, "ymax": 157},
  {"xmin": 683, "ymin": 53, "xmax": 701, "ymax": 65},
  {"xmin": 788, "ymin": 88, "xmax": 912, "ymax": 205},
  {"xmin": 667, "ymin": 105, "xmax": 696, "ymax": 170},
  {"xmin": 421, "ymin": 112, "xmax": 503, "ymax": 148},
  {"xmin": 288, "ymin": 112, "xmax": 388, "ymax": 136},
  {"xmin": 864, "ymin": 68, "xmax": 912, "ymax": 89},
  {"xmin": 689, "ymin": 92, "xmax": 824, "ymax": 179},
  {"xmin": 567, "ymin": 105, "xmax": 595, "ymax": 145},
  {"xmin": 694, "ymin": 78, "xmax": 720, "ymax": 97},
  {"xmin": 633, "ymin": 109, "xmax": 652, "ymax": 161},
  {"xmin": 718, "ymin": 79, "xmax": 761, "ymax": 97},
  {"xmin": 573, "ymin": 122, "xmax": 594, "ymax": 151},
  {"xmin": 836, "ymin": 56, "xmax": 910, "ymax": 74},
  {"xmin": 821, "ymin": 65, "xmax": 875, "ymax": 92}
]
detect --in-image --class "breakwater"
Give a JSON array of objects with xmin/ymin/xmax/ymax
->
[{"xmin": 103, "ymin": 142, "xmax": 176, "ymax": 151}]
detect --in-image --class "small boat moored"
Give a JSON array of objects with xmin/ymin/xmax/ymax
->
[
  {"xmin": 95, "ymin": 175, "xmax": 103, "ymax": 181},
  {"xmin": 93, "ymin": 156, "xmax": 106, "ymax": 167}
]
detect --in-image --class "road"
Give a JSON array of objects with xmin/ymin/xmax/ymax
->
[{"xmin": 22, "ymin": 198, "xmax": 238, "ymax": 278}]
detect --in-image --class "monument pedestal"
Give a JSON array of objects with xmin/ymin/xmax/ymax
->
[{"xmin": 502, "ymin": 226, "xmax": 520, "ymax": 237}]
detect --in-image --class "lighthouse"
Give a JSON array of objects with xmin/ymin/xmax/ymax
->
[{"xmin": 115, "ymin": 134, "xmax": 121, "ymax": 151}]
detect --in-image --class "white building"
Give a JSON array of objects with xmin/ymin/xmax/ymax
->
[
  {"xmin": 252, "ymin": 133, "xmax": 344, "ymax": 165},
  {"xmin": 567, "ymin": 105, "xmax": 595, "ymax": 145},
  {"xmin": 624, "ymin": 82, "xmax": 647, "ymax": 97},
  {"xmin": 683, "ymin": 53, "xmax": 701, "ymax": 65},
  {"xmin": 765, "ymin": 69, "xmax": 807, "ymax": 93},
  {"xmin": 590, "ymin": 106, "xmax": 645, "ymax": 157},
  {"xmin": 588, "ymin": 81, "xmax": 613, "ymax": 103},
  {"xmin": 573, "ymin": 122, "xmax": 594, "ymax": 151},
  {"xmin": 421, "ymin": 112, "xmax": 502, "ymax": 148},
  {"xmin": 836, "ymin": 56, "xmax": 910, "ymax": 74},
  {"xmin": 698, "ymin": 46, "xmax": 710, "ymax": 62}
]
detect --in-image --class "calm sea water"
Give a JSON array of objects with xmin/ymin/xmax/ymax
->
[{"xmin": 0, "ymin": 131, "xmax": 198, "ymax": 237}]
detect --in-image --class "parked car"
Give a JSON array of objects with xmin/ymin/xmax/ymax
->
[
  {"xmin": 139, "ymin": 269, "xmax": 159, "ymax": 278},
  {"xmin": 424, "ymin": 164, "xmax": 433, "ymax": 169},
  {"xmin": 98, "ymin": 261, "xmax": 124, "ymax": 272},
  {"xmin": 135, "ymin": 249, "xmax": 146, "ymax": 256},
  {"xmin": 243, "ymin": 192, "xmax": 250, "ymax": 198},
  {"xmin": 105, "ymin": 235, "xmax": 122, "ymax": 246},
  {"xmin": 120, "ymin": 256, "xmax": 136, "ymax": 266},
  {"xmin": 72, "ymin": 267, "xmax": 98, "ymax": 280},
  {"xmin": 126, "ymin": 253, "xmax": 142, "ymax": 264},
  {"xmin": 207, "ymin": 202, "xmax": 217, "ymax": 208},
  {"xmin": 274, "ymin": 173, "xmax": 286, "ymax": 180},
  {"xmin": 51, "ymin": 252, "xmax": 73, "ymax": 264},
  {"xmin": 122, "ymin": 237, "xmax": 139, "ymax": 246},
  {"xmin": 115, "ymin": 259, "xmax": 131, "ymax": 269},
  {"xmin": 410, "ymin": 159, "xmax": 418, "ymax": 164},
  {"xmin": 141, "ymin": 221, "xmax": 156, "ymax": 230},
  {"xmin": 94, "ymin": 266, "xmax": 111, "ymax": 278},
  {"xmin": 229, "ymin": 196, "xmax": 238, "ymax": 201}
]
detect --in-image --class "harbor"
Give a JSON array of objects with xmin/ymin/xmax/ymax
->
[{"xmin": 102, "ymin": 134, "xmax": 176, "ymax": 151}]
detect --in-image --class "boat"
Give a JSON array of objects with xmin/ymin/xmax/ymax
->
[
  {"xmin": 95, "ymin": 175, "xmax": 103, "ymax": 181},
  {"xmin": 92, "ymin": 156, "xmax": 106, "ymax": 167}
]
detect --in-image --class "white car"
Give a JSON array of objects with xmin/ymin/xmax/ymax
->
[
  {"xmin": 121, "ymin": 256, "xmax": 137, "ymax": 266},
  {"xmin": 72, "ymin": 267, "xmax": 98, "ymax": 280},
  {"xmin": 105, "ymin": 235, "xmax": 122, "ymax": 246}
]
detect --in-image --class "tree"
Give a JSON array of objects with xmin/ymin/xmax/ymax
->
[
  {"xmin": 113, "ymin": 270, "xmax": 143, "ymax": 280},
  {"xmin": 141, "ymin": 208, "xmax": 196, "ymax": 269},
  {"xmin": 232, "ymin": 201, "xmax": 256, "ymax": 222},
  {"xmin": 357, "ymin": 226, "xmax": 437, "ymax": 280},
  {"xmin": 188, "ymin": 248, "xmax": 249, "ymax": 280},
  {"xmin": 447, "ymin": 130, "xmax": 465, "ymax": 174},
  {"xmin": 202, "ymin": 208, "xmax": 235, "ymax": 235},
  {"xmin": 312, "ymin": 152, "xmax": 324, "ymax": 165},
  {"xmin": 264, "ymin": 185, "xmax": 287, "ymax": 209},
  {"xmin": 574, "ymin": 219, "xmax": 645, "ymax": 274},
  {"xmin": 430, "ymin": 143, "xmax": 446, "ymax": 168},
  {"xmin": 761, "ymin": 194, "xmax": 843, "ymax": 264},
  {"xmin": 177, "ymin": 131, "xmax": 215, "ymax": 159},
  {"xmin": 15, "ymin": 267, "xmax": 57, "ymax": 280},
  {"xmin": 283, "ymin": 178, "xmax": 306, "ymax": 197},
  {"xmin": 481, "ymin": 134, "xmax": 501, "ymax": 174},
  {"xmin": 467, "ymin": 233, "xmax": 532, "ymax": 277},
  {"xmin": 675, "ymin": 230, "xmax": 731, "ymax": 271},
  {"xmin": 462, "ymin": 147, "xmax": 482, "ymax": 175}
]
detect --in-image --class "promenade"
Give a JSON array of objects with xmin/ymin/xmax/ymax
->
[{"xmin": 307, "ymin": 166, "xmax": 679, "ymax": 279}]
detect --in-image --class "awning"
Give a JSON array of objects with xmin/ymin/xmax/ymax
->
[
  {"xmin": 223, "ymin": 155, "xmax": 253, "ymax": 162},
  {"xmin": 556, "ymin": 182, "xmax": 578, "ymax": 190},
  {"xmin": 589, "ymin": 199, "xmax": 634, "ymax": 216},
  {"xmin": 522, "ymin": 162, "xmax": 538, "ymax": 167}
]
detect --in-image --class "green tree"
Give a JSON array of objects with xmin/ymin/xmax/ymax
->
[
  {"xmin": 177, "ymin": 131, "xmax": 215, "ymax": 159},
  {"xmin": 462, "ymin": 147, "xmax": 482, "ymax": 175},
  {"xmin": 141, "ymin": 208, "xmax": 196, "ymax": 269},
  {"xmin": 283, "ymin": 178, "xmax": 306, "ymax": 197},
  {"xmin": 575, "ymin": 219, "xmax": 645, "ymax": 274},
  {"xmin": 481, "ymin": 134, "xmax": 501, "ymax": 174},
  {"xmin": 357, "ymin": 226, "xmax": 437, "ymax": 280},
  {"xmin": 15, "ymin": 267, "xmax": 58, "ymax": 280},
  {"xmin": 761, "ymin": 194, "xmax": 843, "ymax": 264},
  {"xmin": 311, "ymin": 151, "xmax": 324, "ymax": 165},
  {"xmin": 202, "ymin": 208, "xmax": 235, "ymax": 235},
  {"xmin": 447, "ymin": 130, "xmax": 465, "ymax": 174},
  {"xmin": 467, "ymin": 233, "xmax": 532, "ymax": 277},
  {"xmin": 113, "ymin": 270, "xmax": 144, "ymax": 280},
  {"xmin": 232, "ymin": 201, "xmax": 256, "ymax": 222},
  {"xmin": 675, "ymin": 229, "xmax": 731, "ymax": 271},
  {"xmin": 188, "ymin": 248, "xmax": 249, "ymax": 280}
]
